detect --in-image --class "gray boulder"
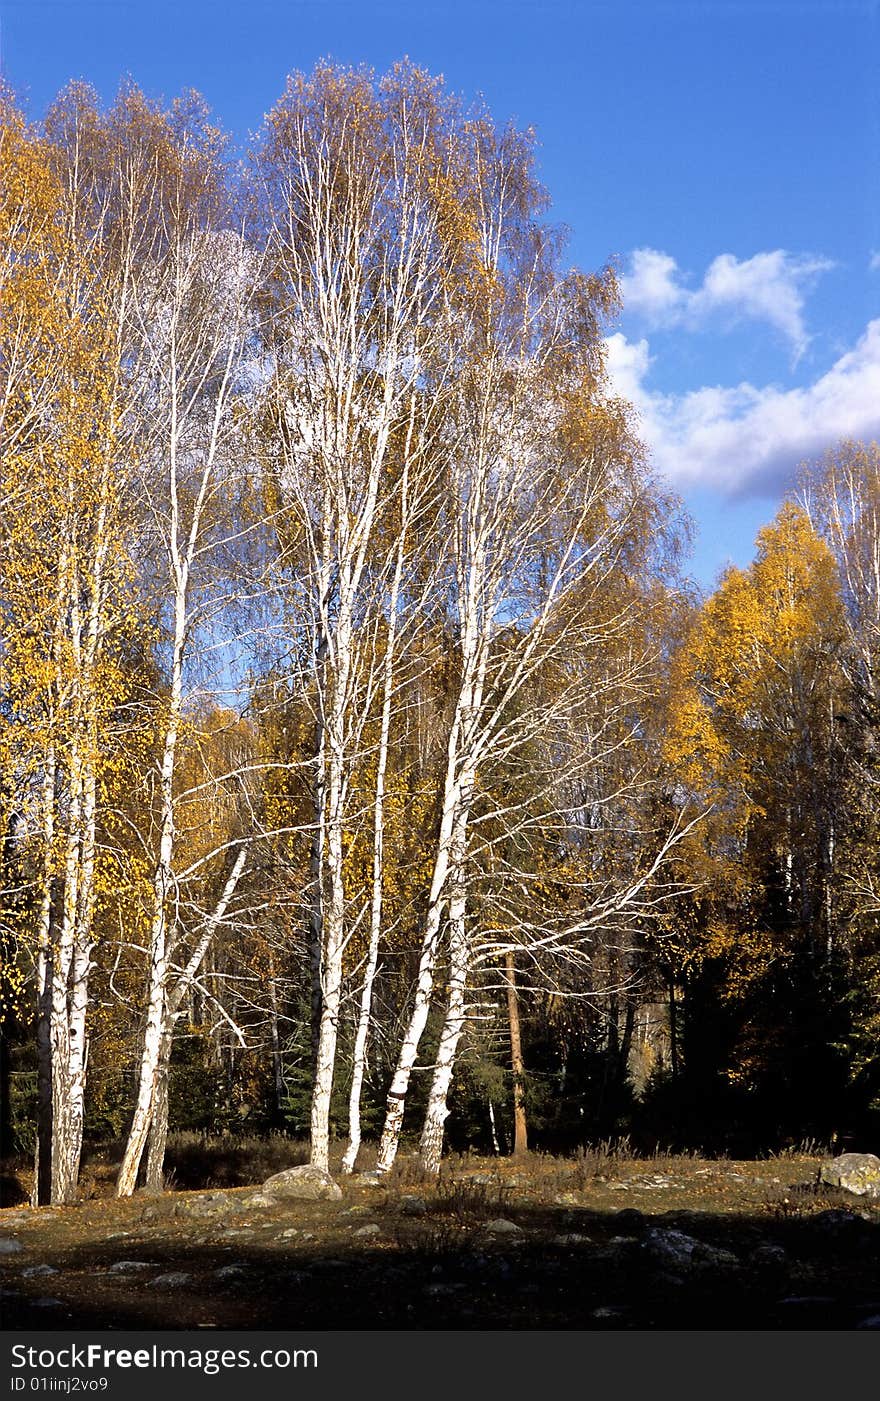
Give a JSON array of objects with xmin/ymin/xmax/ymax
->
[
  {"xmin": 484, "ymin": 1217, "xmax": 522, "ymax": 1236},
  {"xmin": 148, "ymin": 1272, "xmax": 191, "ymax": 1289},
  {"xmin": 400, "ymin": 1195, "xmax": 428, "ymax": 1217},
  {"xmin": 261, "ymin": 1165, "xmax": 342, "ymax": 1202},
  {"xmin": 644, "ymin": 1228, "xmax": 700, "ymax": 1270},
  {"xmin": 818, "ymin": 1152, "xmax": 880, "ymax": 1198},
  {"xmin": 172, "ymin": 1191, "xmax": 232, "ymax": 1219},
  {"xmin": 750, "ymin": 1243, "xmax": 788, "ymax": 1272},
  {"xmin": 690, "ymin": 1241, "xmax": 740, "ymax": 1270}
]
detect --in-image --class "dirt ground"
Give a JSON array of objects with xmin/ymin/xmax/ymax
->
[{"xmin": 2, "ymin": 1150, "xmax": 880, "ymax": 1330}]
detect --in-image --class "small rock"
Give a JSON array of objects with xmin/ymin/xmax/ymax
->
[
  {"xmin": 751, "ymin": 1244, "xmax": 788, "ymax": 1271},
  {"xmin": 0, "ymin": 1239, "xmax": 23, "ymax": 1255},
  {"xmin": 400, "ymin": 1196, "xmax": 428, "ymax": 1217},
  {"xmin": 779, "ymin": 1295, "xmax": 837, "ymax": 1308},
  {"xmin": 242, "ymin": 1192, "xmax": 276, "ymax": 1209},
  {"xmin": 357, "ymin": 1171, "xmax": 386, "ymax": 1187},
  {"xmin": 644, "ymin": 1228, "xmax": 701, "ymax": 1270},
  {"xmin": 33, "ymin": 1298, "xmax": 63, "ymax": 1308},
  {"xmin": 592, "ymin": 1305, "xmax": 629, "ymax": 1322},
  {"xmin": 148, "ymin": 1272, "xmax": 191, "ymax": 1289},
  {"xmin": 280, "ymin": 1228, "xmax": 299, "ymax": 1239},
  {"xmin": 484, "ymin": 1218, "xmax": 521, "ymax": 1235},
  {"xmin": 22, "ymin": 1265, "xmax": 58, "ymax": 1279},
  {"xmin": 353, "ymin": 1222, "xmax": 381, "ymax": 1238},
  {"xmin": 213, "ymin": 1264, "xmax": 247, "ymax": 1280},
  {"xmin": 107, "ymin": 1261, "xmax": 153, "ymax": 1274},
  {"xmin": 691, "ymin": 1242, "xmax": 740, "ymax": 1270},
  {"xmin": 261, "ymin": 1165, "xmax": 342, "ymax": 1202},
  {"xmin": 551, "ymin": 1233, "xmax": 592, "ymax": 1246},
  {"xmin": 173, "ymin": 1193, "xmax": 231, "ymax": 1219},
  {"xmin": 818, "ymin": 1152, "xmax": 880, "ymax": 1198}
]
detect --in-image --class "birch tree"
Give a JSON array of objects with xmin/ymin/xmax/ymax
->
[
  {"xmin": 1, "ymin": 96, "xmax": 140, "ymax": 1203},
  {"xmin": 110, "ymin": 99, "xmax": 255, "ymax": 1195},
  {"xmin": 372, "ymin": 109, "xmax": 679, "ymax": 1173},
  {"xmin": 255, "ymin": 62, "xmax": 469, "ymax": 1172}
]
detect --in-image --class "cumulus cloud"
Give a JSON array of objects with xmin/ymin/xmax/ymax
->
[
  {"xmin": 619, "ymin": 247, "xmax": 834, "ymax": 360},
  {"xmin": 618, "ymin": 248, "xmax": 683, "ymax": 320},
  {"xmin": 605, "ymin": 320, "xmax": 880, "ymax": 497}
]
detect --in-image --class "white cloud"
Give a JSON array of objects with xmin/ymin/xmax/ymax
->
[
  {"xmin": 870, "ymin": 251, "xmax": 880, "ymax": 272},
  {"xmin": 619, "ymin": 247, "xmax": 834, "ymax": 360},
  {"xmin": 618, "ymin": 248, "xmax": 683, "ymax": 320},
  {"xmin": 605, "ymin": 319, "xmax": 880, "ymax": 496}
]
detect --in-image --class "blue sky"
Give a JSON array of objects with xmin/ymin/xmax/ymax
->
[{"xmin": 3, "ymin": 0, "xmax": 878, "ymax": 590}]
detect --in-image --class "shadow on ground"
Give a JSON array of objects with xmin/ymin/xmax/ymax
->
[{"xmin": 3, "ymin": 1193, "xmax": 880, "ymax": 1330}]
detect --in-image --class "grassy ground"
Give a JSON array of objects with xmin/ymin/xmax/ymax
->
[{"xmin": 2, "ymin": 1138, "xmax": 879, "ymax": 1330}]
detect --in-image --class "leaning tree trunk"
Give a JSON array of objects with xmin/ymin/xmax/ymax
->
[
  {"xmin": 142, "ymin": 847, "xmax": 248, "ymax": 1193},
  {"xmin": 374, "ymin": 745, "xmax": 465, "ymax": 1173},
  {"xmin": 144, "ymin": 1023, "xmax": 173, "ymax": 1193},
  {"xmin": 375, "ymin": 647, "xmax": 482, "ymax": 1173},
  {"xmin": 418, "ymin": 853, "xmax": 470, "ymax": 1175}
]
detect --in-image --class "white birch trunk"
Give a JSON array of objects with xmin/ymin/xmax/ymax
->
[
  {"xmin": 375, "ymin": 514, "xmax": 485, "ymax": 1174},
  {"xmin": 309, "ymin": 597, "xmax": 352, "ymax": 1173},
  {"xmin": 115, "ymin": 550, "xmax": 186, "ymax": 1197},
  {"xmin": 143, "ymin": 847, "xmax": 247, "ymax": 1191},
  {"xmin": 33, "ymin": 751, "xmax": 57, "ymax": 1207},
  {"xmin": 342, "ymin": 448, "xmax": 411, "ymax": 1175},
  {"xmin": 418, "ymin": 839, "xmax": 471, "ymax": 1175}
]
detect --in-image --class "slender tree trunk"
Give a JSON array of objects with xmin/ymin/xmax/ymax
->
[
  {"xmin": 342, "ymin": 450, "xmax": 410, "ymax": 1175},
  {"xmin": 418, "ymin": 855, "xmax": 470, "ymax": 1174},
  {"xmin": 488, "ymin": 1099, "xmax": 501, "ymax": 1156},
  {"xmin": 50, "ymin": 705, "xmax": 85, "ymax": 1205},
  {"xmin": 33, "ymin": 752, "xmax": 56, "ymax": 1206},
  {"xmin": 505, "ymin": 949, "xmax": 528, "ymax": 1157},
  {"xmin": 669, "ymin": 976, "xmax": 679, "ymax": 1079},
  {"xmin": 375, "ymin": 615, "xmax": 482, "ymax": 1174},
  {"xmin": 116, "ymin": 559, "xmax": 186, "ymax": 1197},
  {"xmin": 375, "ymin": 736, "xmax": 465, "ymax": 1172},
  {"xmin": 269, "ymin": 975, "xmax": 285, "ymax": 1126},
  {"xmin": 307, "ymin": 714, "xmax": 326, "ymax": 1080},
  {"xmin": 144, "ymin": 1024, "xmax": 173, "ymax": 1193},
  {"xmin": 137, "ymin": 848, "xmax": 248, "ymax": 1193},
  {"xmin": 309, "ymin": 603, "xmax": 352, "ymax": 1173}
]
